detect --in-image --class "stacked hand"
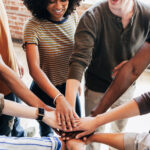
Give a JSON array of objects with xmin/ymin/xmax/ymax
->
[{"xmin": 55, "ymin": 95, "xmax": 79, "ymax": 131}]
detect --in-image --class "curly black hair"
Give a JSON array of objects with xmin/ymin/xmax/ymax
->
[{"xmin": 23, "ymin": 0, "xmax": 82, "ymax": 20}]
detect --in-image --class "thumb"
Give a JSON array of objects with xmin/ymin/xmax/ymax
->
[
  {"xmin": 75, "ymin": 131, "xmax": 90, "ymax": 139},
  {"xmin": 73, "ymin": 111, "xmax": 79, "ymax": 119}
]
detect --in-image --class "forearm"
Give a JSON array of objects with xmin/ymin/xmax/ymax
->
[
  {"xmin": 65, "ymin": 79, "xmax": 80, "ymax": 108},
  {"xmin": 96, "ymin": 63, "xmax": 137, "ymax": 114},
  {"xmin": 89, "ymin": 133, "xmax": 124, "ymax": 150},
  {"xmin": 30, "ymin": 67, "xmax": 61, "ymax": 100},
  {"xmin": 0, "ymin": 61, "xmax": 52, "ymax": 111},
  {"xmin": 2, "ymin": 99, "xmax": 37, "ymax": 119},
  {"xmin": 2, "ymin": 99, "xmax": 59, "ymax": 128},
  {"xmin": 95, "ymin": 100, "xmax": 140, "ymax": 127},
  {"xmin": 96, "ymin": 42, "xmax": 150, "ymax": 114}
]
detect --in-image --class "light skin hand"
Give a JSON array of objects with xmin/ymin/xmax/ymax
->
[
  {"xmin": 72, "ymin": 117, "xmax": 97, "ymax": 139},
  {"xmin": 16, "ymin": 60, "xmax": 24, "ymax": 78},
  {"xmin": 42, "ymin": 111, "xmax": 62, "ymax": 130},
  {"xmin": 56, "ymin": 95, "xmax": 79, "ymax": 131}
]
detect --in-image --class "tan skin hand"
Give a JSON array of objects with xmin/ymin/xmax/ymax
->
[
  {"xmin": 56, "ymin": 95, "xmax": 79, "ymax": 131},
  {"xmin": 71, "ymin": 117, "xmax": 97, "ymax": 139},
  {"xmin": 16, "ymin": 60, "xmax": 24, "ymax": 78}
]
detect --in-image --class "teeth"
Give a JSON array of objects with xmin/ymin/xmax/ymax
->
[{"xmin": 55, "ymin": 10, "xmax": 62, "ymax": 13}]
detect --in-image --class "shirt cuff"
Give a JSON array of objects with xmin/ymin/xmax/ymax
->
[
  {"xmin": 68, "ymin": 62, "xmax": 85, "ymax": 82},
  {"xmin": 134, "ymin": 92, "xmax": 150, "ymax": 115}
]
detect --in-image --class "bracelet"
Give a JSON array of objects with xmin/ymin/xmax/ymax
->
[
  {"xmin": 53, "ymin": 93, "xmax": 63, "ymax": 105},
  {"xmin": 36, "ymin": 108, "xmax": 45, "ymax": 121}
]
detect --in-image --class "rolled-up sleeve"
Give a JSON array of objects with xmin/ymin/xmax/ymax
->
[
  {"xmin": 135, "ymin": 92, "xmax": 150, "ymax": 115},
  {"xmin": 0, "ymin": 93, "xmax": 4, "ymax": 115},
  {"xmin": 23, "ymin": 19, "xmax": 39, "ymax": 49}
]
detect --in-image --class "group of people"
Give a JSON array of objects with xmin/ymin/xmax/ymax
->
[{"xmin": 0, "ymin": 0, "xmax": 150, "ymax": 149}]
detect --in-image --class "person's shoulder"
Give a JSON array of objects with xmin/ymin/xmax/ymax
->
[
  {"xmin": 135, "ymin": 0, "xmax": 150, "ymax": 21},
  {"xmin": 136, "ymin": 0, "xmax": 150, "ymax": 12},
  {"xmin": 25, "ymin": 17, "xmax": 41, "ymax": 26},
  {"xmin": 24, "ymin": 17, "xmax": 43, "ymax": 31},
  {"xmin": 69, "ymin": 12, "xmax": 78, "ymax": 22}
]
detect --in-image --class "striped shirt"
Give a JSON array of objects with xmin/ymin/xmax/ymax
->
[
  {"xmin": 0, "ymin": 136, "xmax": 61, "ymax": 150},
  {"xmin": 23, "ymin": 14, "xmax": 78, "ymax": 86}
]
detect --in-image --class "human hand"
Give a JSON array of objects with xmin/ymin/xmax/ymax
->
[
  {"xmin": 17, "ymin": 60, "xmax": 24, "ymax": 78},
  {"xmin": 72, "ymin": 117, "xmax": 97, "ymax": 139},
  {"xmin": 91, "ymin": 106, "xmax": 100, "ymax": 117},
  {"xmin": 66, "ymin": 138, "xmax": 86, "ymax": 150},
  {"xmin": 44, "ymin": 105, "xmax": 55, "ymax": 112},
  {"xmin": 112, "ymin": 60, "xmax": 128, "ymax": 79},
  {"xmin": 42, "ymin": 111, "xmax": 62, "ymax": 130},
  {"xmin": 56, "ymin": 95, "xmax": 79, "ymax": 131},
  {"xmin": 78, "ymin": 85, "xmax": 82, "ymax": 96},
  {"xmin": 60, "ymin": 131, "xmax": 83, "ymax": 141},
  {"xmin": 84, "ymin": 133, "xmax": 99, "ymax": 145}
]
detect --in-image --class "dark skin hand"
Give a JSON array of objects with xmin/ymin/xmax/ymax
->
[{"xmin": 54, "ymin": 129, "xmax": 94, "ymax": 141}]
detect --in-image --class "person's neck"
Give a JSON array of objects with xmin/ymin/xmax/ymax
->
[{"xmin": 109, "ymin": 0, "xmax": 134, "ymax": 19}]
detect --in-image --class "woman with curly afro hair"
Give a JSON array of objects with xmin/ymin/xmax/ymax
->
[{"xmin": 23, "ymin": 0, "xmax": 83, "ymax": 139}]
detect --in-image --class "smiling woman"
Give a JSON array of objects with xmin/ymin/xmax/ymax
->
[
  {"xmin": 47, "ymin": 0, "xmax": 69, "ymax": 21},
  {"xmin": 23, "ymin": 0, "xmax": 82, "ymax": 139}
]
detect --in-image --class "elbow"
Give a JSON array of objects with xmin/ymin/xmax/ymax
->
[{"xmin": 131, "ymin": 66, "xmax": 141, "ymax": 82}]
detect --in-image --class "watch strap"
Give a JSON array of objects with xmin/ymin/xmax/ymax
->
[{"xmin": 36, "ymin": 108, "xmax": 45, "ymax": 121}]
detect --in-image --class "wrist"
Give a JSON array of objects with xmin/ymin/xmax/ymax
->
[
  {"xmin": 53, "ymin": 93, "xmax": 63, "ymax": 105},
  {"xmin": 36, "ymin": 108, "xmax": 45, "ymax": 121},
  {"xmin": 95, "ymin": 114, "xmax": 103, "ymax": 128}
]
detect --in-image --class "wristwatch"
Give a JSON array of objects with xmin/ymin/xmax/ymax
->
[{"xmin": 36, "ymin": 108, "xmax": 45, "ymax": 121}]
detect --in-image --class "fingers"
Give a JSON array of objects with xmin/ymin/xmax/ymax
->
[
  {"xmin": 18, "ymin": 66, "xmax": 24, "ymax": 78},
  {"xmin": 60, "ymin": 114, "xmax": 67, "ymax": 131},
  {"xmin": 57, "ymin": 112, "xmax": 79, "ymax": 131},
  {"xmin": 65, "ymin": 113, "xmax": 73, "ymax": 131},
  {"xmin": 57, "ymin": 112, "xmax": 61, "ymax": 126},
  {"xmin": 78, "ymin": 86, "xmax": 82, "ymax": 96},
  {"xmin": 112, "ymin": 60, "xmax": 128, "ymax": 78},
  {"xmin": 75, "ymin": 131, "xmax": 90, "ymax": 139}
]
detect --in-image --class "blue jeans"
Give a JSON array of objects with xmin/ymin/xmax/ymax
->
[
  {"xmin": 30, "ymin": 81, "xmax": 81, "ymax": 137},
  {"xmin": 0, "ymin": 93, "xmax": 26, "ymax": 137}
]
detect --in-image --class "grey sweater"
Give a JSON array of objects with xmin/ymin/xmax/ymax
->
[{"xmin": 69, "ymin": 0, "xmax": 150, "ymax": 92}]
